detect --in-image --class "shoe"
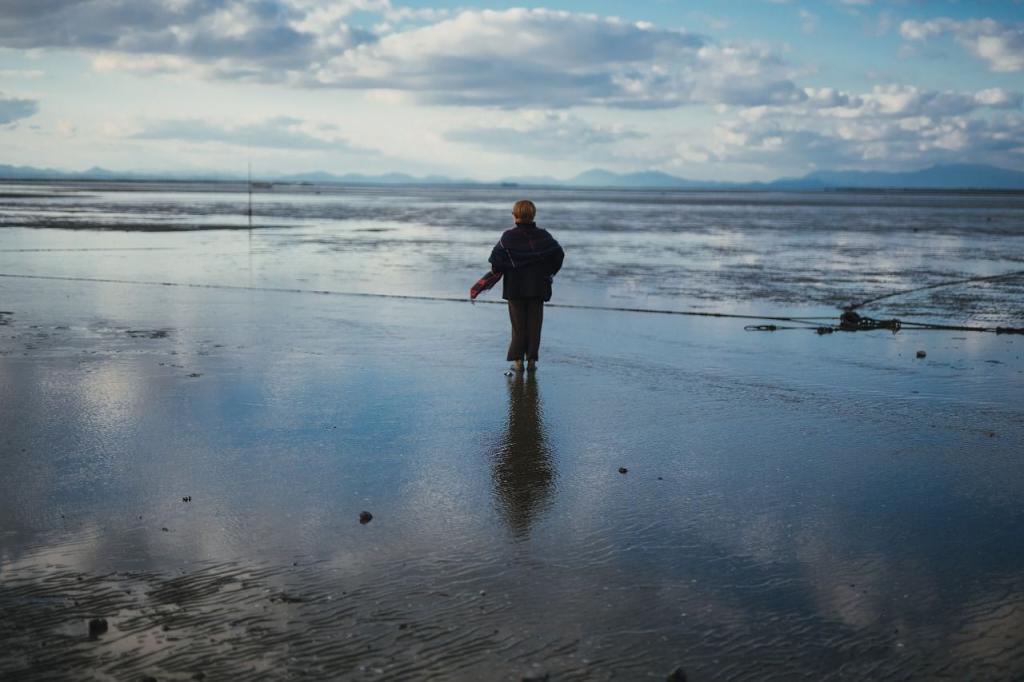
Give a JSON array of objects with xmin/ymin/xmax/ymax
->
[{"xmin": 527, "ymin": 360, "xmax": 537, "ymax": 372}]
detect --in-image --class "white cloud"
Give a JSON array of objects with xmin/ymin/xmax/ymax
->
[
  {"xmin": 0, "ymin": 3, "xmax": 803, "ymax": 110},
  {"xmin": 799, "ymin": 10, "xmax": 819, "ymax": 36},
  {"xmin": 901, "ymin": 18, "xmax": 1024, "ymax": 72},
  {"xmin": 445, "ymin": 110, "xmax": 646, "ymax": 159},
  {"xmin": 132, "ymin": 116, "xmax": 368, "ymax": 152},
  {"xmin": 308, "ymin": 8, "xmax": 802, "ymax": 108},
  {"xmin": 56, "ymin": 120, "xmax": 77, "ymax": 137},
  {"xmin": 684, "ymin": 84, "xmax": 1024, "ymax": 170},
  {"xmin": 0, "ymin": 69, "xmax": 45, "ymax": 79}
]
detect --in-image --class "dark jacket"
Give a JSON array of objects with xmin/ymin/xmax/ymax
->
[{"xmin": 489, "ymin": 223, "xmax": 564, "ymax": 302}]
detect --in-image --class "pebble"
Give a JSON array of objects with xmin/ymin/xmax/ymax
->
[
  {"xmin": 359, "ymin": 511, "xmax": 373, "ymax": 525},
  {"xmin": 916, "ymin": 350, "xmax": 927, "ymax": 358},
  {"xmin": 618, "ymin": 467, "xmax": 628, "ymax": 474},
  {"xmin": 88, "ymin": 618, "xmax": 108, "ymax": 638},
  {"xmin": 182, "ymin": 496, "xmax": 191, "ymax": 502}
]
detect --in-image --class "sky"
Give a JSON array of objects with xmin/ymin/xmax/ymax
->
[{"xmin": 0, "ymin": 0, "xmax": 1022, "ymax": 181}]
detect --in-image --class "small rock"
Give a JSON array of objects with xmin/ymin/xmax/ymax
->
[
  {"xmin": 88, "ymin": 618, "xmax": 108, "ymax": 638},
  {"xmin": 398, "ymin": 623, "xmax": 408, "ymax": 630},
  {"xmin": 916, "ymin": 350, "xmax": 927, "ymax": 359},
  {"xmin": 188, "ymin": 373, "xmax": 202, "ymax": 378},
  {"xmin": 182, "ymin": 496, "xmax": 191, "ymax": 502},
  {"xmin": 504, "ymin": 370, "xmax": 514, "ymax": 377},
  {"xmin": 161, "ymin": 527, "xmax": 169, "ymax": 532},
  {"xmin": 666, "ymin": 666, "xmax": 688, "ymax": 682},
  {"xmin": 618, "ymin": 467, "xmax": 628, "ymax": 474},
  {"xmin": 359, "ymin": 511, "xmax": 373, "ymax": 525}
]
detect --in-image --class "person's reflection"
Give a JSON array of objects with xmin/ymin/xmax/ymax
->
[{"xmin": 492, "ymin": 373, "xmax": 555, "ymax": 538}]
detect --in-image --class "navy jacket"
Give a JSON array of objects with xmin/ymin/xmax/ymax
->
[{"xmin": 488, "ymin": 223, "xmax": 564, "ymax": 302}]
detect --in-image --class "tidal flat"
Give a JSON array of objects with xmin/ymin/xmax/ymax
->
[{"xmin": 1, "ymin": 183, "xmax": 1023, "ymax": 680}]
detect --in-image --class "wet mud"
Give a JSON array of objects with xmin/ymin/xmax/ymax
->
[{"xmin": 2, "ymin": 183, "xmax": 1024, "ymax": 679}]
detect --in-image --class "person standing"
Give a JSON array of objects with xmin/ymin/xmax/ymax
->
[{"xmin": 487, "ymin": 200, "xmax": 564, "ymax": 372}]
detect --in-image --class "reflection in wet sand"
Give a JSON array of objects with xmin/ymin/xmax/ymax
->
[{"xmin": 491, "ymin": 374, "xmax": 555, "ymax": 538}]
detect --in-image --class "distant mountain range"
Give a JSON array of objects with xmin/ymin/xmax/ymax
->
[{"xmin": 2, "ymin": 162, "xmax": 1022, "ymax": 190}]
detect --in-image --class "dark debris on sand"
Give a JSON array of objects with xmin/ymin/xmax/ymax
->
[
  {"xmin": 125, "ymin": 329, "xmax": 171, "ymax": 339},
  {"xmin": 87, "ymin": 618, "xmax": 108, "ymax": 639}
]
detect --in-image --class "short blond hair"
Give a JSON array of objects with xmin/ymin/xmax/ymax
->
[{"xmin": 512, "ymin": 199, "xmax": 536, "ymax": 223}]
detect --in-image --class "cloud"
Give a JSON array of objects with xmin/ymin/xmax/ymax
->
[
  {"xmin": 0, "ymin": 94, "xmax": 39, "ymax": 125},
  {"xmin": 313, "ymin": 9, "xmax": 803, "ymax": 108},
  {"xmin": 0, "ymin": 69, "xmax": 46, "ymax": 79},
  {"xmin": 680, "ymin": 84, "xmax": 1024, "ymax": 170},
  {"xmin": 0, "ymin": 0, "xmax": 376, "ymax": 82},
  {"xmin": 901, "ymin": 18, "xmax": 1024, "ymax": 72},
  {"xmin": 799, "ymin": 10, "xmax": 819, "ymax": 35},
  {"xmin": 0, "ymin": 3, "xmax": 802, "ymax": 109},
  {"xmin": 132, "ymin": 116, "xmax": 366, "ymax": 152},
  {"xmin": 445, "ymin": 110, "xmax": 646, "ymax": 159}
]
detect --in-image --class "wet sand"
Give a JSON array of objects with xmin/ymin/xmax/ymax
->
[
  {"xmin": 3, "ymin": 183, "xmax": 1024, "ymax": 679},
  {"xmin": 2, "ymin": 269, "xmax": 1023, "ymax": 680}
]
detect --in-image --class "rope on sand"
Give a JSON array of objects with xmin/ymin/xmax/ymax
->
[
  {"xmin": 844, "ymin": 270, "xmax": 1024, "ymax": 311},
  {"xmin": 1, "ymin": 272, "xmax": 1021, "ymax": 335}
]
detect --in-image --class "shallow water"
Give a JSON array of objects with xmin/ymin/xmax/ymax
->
[
  {"xmin": 1, "ymin": 183, "xmax": 1024, "ymax": 679},
  {"xmin": 2, "ymin": 181, "xmax": 1023, "ymax": 323}
]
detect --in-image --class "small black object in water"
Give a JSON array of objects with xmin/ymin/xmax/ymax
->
[{"xmin": 359, "ymin": 511, "xmax": 373, "ymax": 524}]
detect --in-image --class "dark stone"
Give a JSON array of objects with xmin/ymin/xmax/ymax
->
[
  {"xmin": 182, "ymin": 496, "xmax": 191, "ymax": 502},
  {"xmin": 618, "ymin": 467, "xmax": 628, "ymax": 474},
  {"xmin": 88, "ymin": 618, "xmax": 108, "ymax": 638},
  {"xmin": 161, "ymin": 527, "xmax": 169, "ymax": 532},
  {"xmin": 188, "ymin": 373, "xmax": 202, "ymax": 378},
  {"xmin": 916, "ymin": 350, "xmax": 927, "ymax": 358},
  {"xmin": 666, "ymin": 666, "xmax": 688, "ymax": 682},
  {"xmin": 359, "ymin": 511, "xmax": 373, "ymax": 525}
]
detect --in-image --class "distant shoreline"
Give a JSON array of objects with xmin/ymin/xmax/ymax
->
[{"xmin": 2, "ymin": 177, "xmax": 1023, "ymax": 195}]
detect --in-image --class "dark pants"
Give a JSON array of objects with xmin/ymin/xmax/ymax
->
[{"xmin": 507, "ymin": 299, "xmax": 544, "ymax": 361}]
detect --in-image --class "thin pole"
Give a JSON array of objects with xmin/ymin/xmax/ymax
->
[{"xmin": 247, "ymin": 160, "xmax": 253, "ymax": 230}]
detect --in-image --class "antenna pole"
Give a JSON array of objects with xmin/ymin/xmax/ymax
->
[{"xmin": 247, "ymin": 161, "xmax": 253, "ymax": 229}]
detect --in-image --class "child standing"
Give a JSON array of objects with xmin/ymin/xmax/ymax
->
[{"xmin": 487, "ymin": 200, "xmax": 565, "ymax": 372}]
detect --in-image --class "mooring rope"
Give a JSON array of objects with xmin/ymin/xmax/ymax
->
[
  {"xmin": 845, "ymin": 270, "xmax": 1024, "ymax": 311},
  {"xmin": 0, "ymin": 272, "xmax": 1021, "ymax": 335}
]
